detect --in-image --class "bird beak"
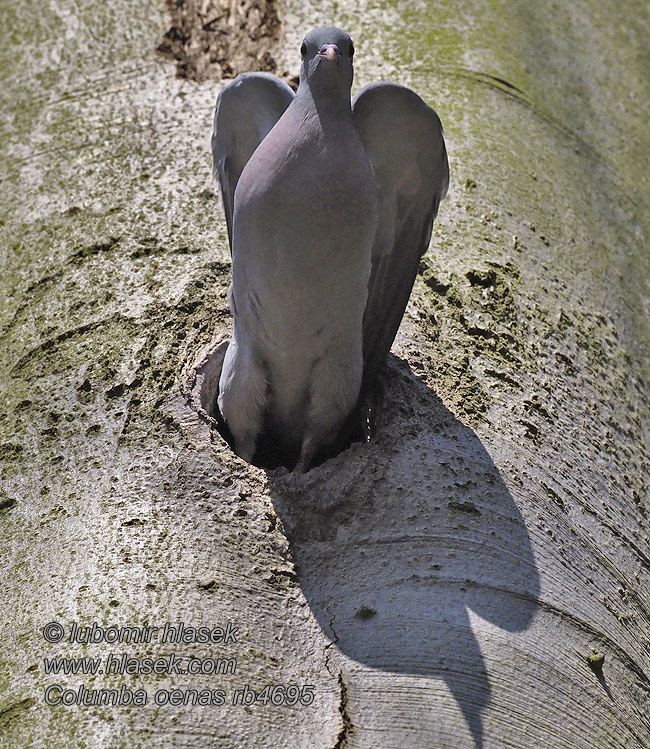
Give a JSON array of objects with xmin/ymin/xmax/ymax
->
[{"xmin": 318, "ymin": 44, "xmax": 340, "ymax": 62}]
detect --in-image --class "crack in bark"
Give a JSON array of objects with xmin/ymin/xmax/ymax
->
[
  {"xmin": 333, "ymin": 671, "xmax": 354, "ymax": 749},
  {"xmin": 322, "ymin": 616, "xmax": 355, "ymax": 748},
  {"xmin": 323, "ymin": 614, "xmax": 339, "ymax": 678}
]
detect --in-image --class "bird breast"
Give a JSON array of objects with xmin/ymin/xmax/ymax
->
[{"xmin": 232, "ymin": 106, "xmax": 378, "ymax": 337}]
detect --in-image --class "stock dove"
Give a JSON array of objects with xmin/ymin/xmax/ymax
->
[{"xmin": 212, "ymin": 26, "xmax": 448, "ymax": 471}]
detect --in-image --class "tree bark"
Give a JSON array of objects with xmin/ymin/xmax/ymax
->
[{"xmin": 1, "ymin": 0, "xmax": 648, "ymax": 747}]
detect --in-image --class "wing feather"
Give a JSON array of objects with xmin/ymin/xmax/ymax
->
[
  {"xmin": 352, "ymin": 82, "xmax": 449, "ymax": 390},
  {"xmin": 211, "ymin": 73, "xmax": 295, "ymax": 251}
]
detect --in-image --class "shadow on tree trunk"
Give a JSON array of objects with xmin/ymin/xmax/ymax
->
[{"xmin": 267, "ymin": 356, "xmax": 540, "ymax": 747}]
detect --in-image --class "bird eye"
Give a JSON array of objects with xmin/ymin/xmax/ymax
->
[
  {"xmin": 349, "ymin": 42, "xmax": 355, "ymax": 58},
  {"xmin": 300, "ymin": 42, "xmax": 307, "ymax": 58}
]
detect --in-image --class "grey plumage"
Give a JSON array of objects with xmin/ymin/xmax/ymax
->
[
  {"xmin": 212, "ymin": 72, "xmax": 294, "ymax": 249},
  {"xmin": 212, "ymin": 27, "xmax": 448, "ymax": 472}
]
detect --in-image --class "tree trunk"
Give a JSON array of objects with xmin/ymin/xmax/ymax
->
[{"xmin": 1, "ymin": 0, "xmax": 648, "ymax": 747}]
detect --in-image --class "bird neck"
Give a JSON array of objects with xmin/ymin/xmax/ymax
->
[{"xmin": 295, "ymin": 80, "xmax": 352, "ymax": 121}]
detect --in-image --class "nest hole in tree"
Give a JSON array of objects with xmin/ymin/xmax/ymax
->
[{"xmin": 191, "ymin": 340, "xmax": 371, "ymax": 472}]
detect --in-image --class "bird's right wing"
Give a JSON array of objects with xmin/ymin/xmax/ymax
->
[{"xmin": 211, "ymin": 73, "xmax": 295, "ymax": 251}]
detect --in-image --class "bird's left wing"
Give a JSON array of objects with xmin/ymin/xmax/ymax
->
[
  {"xmin": 352, "ymin": 82, "xmax": 449, "ymax": 391},
  {"xmin": 211, "ymin": 73, "xmax": 295, "ymax": 251}
]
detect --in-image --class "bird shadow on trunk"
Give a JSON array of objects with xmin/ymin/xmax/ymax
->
[{"xmin": 265, "ymin": 354, "xmax": 540, "ymax": 749}]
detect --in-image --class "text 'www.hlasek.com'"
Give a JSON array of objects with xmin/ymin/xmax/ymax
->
[{"xmin": 40, "ymin": 621, "xmax": 315, "ymax": 708}]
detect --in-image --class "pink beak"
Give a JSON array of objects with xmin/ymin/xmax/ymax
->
[{"xmin": 318, "ymin": 44, "xmax": 340, "ymax": 62}]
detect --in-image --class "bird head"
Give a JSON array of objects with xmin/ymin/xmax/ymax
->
[{"xmin": 299, "ymin": 27, "xmax": 355, "ymax": 96}]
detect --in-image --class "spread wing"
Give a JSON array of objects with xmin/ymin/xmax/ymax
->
[
  {"xmin": 211, "ymin": 73, "xmax": 295, "ymax": 251},
  {"xmin": 352, "ymin": 82, "xmax": 449, "ymax": 391}
]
